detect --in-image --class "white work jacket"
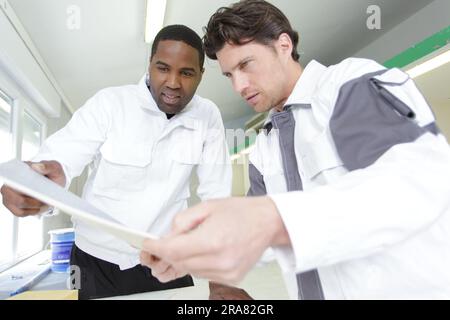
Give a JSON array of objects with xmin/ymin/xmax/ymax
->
[
  {"xmin": 249, "ymin": 58, "xmax": 450, "ymax": 299},
  {"xmin": 35, "ymin": 75, "xmax": 231, "ymax": 269}
]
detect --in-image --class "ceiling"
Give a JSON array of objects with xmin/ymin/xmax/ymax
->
[{"xmin": 8, "ymin": 0, "xmax": 435, "ymax": 124}]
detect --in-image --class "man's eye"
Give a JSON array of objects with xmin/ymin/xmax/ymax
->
[
  {"xmin": 181, "ymin": 71, "xmax": 194, "ymax": 77},
  {"xmin": 158, "ymin": 67, "xmax": 169, "ymax": 72}
]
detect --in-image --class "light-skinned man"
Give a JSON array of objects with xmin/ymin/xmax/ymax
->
[{"xmin": 140, "ymin": 1, "xmax": 450, "ymax": 300}]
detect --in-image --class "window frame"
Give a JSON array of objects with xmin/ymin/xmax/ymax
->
[
  {"xmin": 0, "ymin": 83, "xmax": 48, "ymax": 273},
  {"xmin": 0, "ymin": 87, "xmax": 15, "ymax": 272}
]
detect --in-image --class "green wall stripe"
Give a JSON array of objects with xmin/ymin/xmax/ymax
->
[
  {"xmin": 230, "ymin": 134, "xmax": 257, "ymax": 155},
  {"xmin": 384, "ymin": 25, "xmax": 450, "ymax": 68}
]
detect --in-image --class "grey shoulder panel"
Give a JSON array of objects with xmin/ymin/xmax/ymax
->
[{"xmin": 330, "ymin": 69, "xmax": 438, "ymax": 171}]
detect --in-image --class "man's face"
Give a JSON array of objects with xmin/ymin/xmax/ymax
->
[
  {"xmin": 216, "ymin": 40, "xmax": 290, "ymax": 113},
  {"xmin": 149, "ymin": 40, "xmax": 203, "ymax": 114}
]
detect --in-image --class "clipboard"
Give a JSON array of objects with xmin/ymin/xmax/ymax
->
[{"xmin": 0, "ymin": 159, "xmax": 158, "ymax": 249}]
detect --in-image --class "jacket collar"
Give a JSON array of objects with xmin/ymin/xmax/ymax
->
[{"xmin": 263, "ymin": 60, "xmax": 327, "ymax": 133}]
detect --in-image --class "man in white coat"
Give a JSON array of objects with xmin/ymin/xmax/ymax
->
[
  {"xmin": 139, "ymin": 1, "xmax": 450, "ymax": 299},
  {"xmin": 1, "ymin": 25, "xmax": 251, "ymax": 300}
]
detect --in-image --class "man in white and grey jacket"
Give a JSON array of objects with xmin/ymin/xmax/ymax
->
[{"xmin": 140, "ymin": 0, "xmax": 450, "ymax": 299}]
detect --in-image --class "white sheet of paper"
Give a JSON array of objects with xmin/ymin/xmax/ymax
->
[{"xmin": 0, "ymin": 159, "xmax": 158, "ymax": 249}]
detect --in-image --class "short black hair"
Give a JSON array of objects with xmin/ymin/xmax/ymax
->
[{"xmin": 151, "ymin": 25, "xmax": 205, "ymax": 69}]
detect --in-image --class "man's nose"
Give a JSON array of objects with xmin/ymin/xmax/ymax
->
[
  {"xmin": 232, "ymin": 74, "xmax": 250, "ymax": 97},
  {"xmin": 166, "ymin": 72, "xmax": 181, "ymax": 89}
]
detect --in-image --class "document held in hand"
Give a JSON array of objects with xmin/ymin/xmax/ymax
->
[{"xmin": 0, "ymin": 159, "xmax": 158, "ymax": 249}]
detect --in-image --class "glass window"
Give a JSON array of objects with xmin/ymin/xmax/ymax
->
[
  {"xmin": 0, "ymin": 90, "xmax": 15, "ymax": 270},
  {"xmin": 21, "ymin": 111, "xmax": 43, "ymax": 160},
  {"xmin": 0, "ymin": 89, "xmax": 13, "ymax": 162},
  {"xmin": 16, "ymin": 111, "xmax": 44, "ymax": 259}
]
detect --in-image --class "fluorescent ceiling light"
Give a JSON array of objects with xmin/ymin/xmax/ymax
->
[
  {"xmin": 405, "ymin": 49, "xmax": 450, "ymax": 79},
  {"xmin": 145, "ymin": 0, "xmax": 167, "ymax": 43}
]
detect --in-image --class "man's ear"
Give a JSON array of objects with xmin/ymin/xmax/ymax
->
[{"xmin": 276, "ymin": 33, "xmax": 294, "ymax": 59}]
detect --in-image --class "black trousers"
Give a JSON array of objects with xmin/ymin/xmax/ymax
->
[{"xmin": 69, "ymin": 244, "xmax": 194, "ymax": 300}]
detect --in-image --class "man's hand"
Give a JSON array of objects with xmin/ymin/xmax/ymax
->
[
  {"xmin": 209, "ymin": 282, "xmax": 254, "ymax": 300},
  {"xmin": 140, "ymin": 196, "xmax": 291, "ymax": 285},
  {"xmin": 1, "ymin": 160, "xmax": 65, "ymax": 217},
  {"xmin": 139, "ymin": 252, "xmax": 188, "ymax": 283}
]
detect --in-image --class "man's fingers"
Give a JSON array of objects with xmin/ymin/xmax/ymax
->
[
  {"xmin": 19, "ymin": 195, "xmax": 46, "ymax": 209},
  {"xmin": 30, "ymin": 162, "xmax": 47, "ymax": 175},
  {"xmin": 29, "ymin": 161, "xmax": 54, "ymax": 176},
  {"xmin": 152, "ymin": 262, "xmax": 189, "ymax": 283},
  {"xmin": 157, "ymin": 267, "xmax": 188, "ymax": 283},
  {"xmin": 143, "ymin": 231, "xmax": 216, "ymax": 263},
  {"xmin": 1, "ymin": 184, "xmax": 25, "ymax": 201},
  {"xmin": 29, "ymin": 161, "xmax": 66, "ymax": 187},
  {"xmin": 7, "ymin": 203, "xmax": 41, "ymax": 217},
  {"xmin": 141, "ymin": 238, "xmax": 166, "ymax": 260},
  {"xmin": 169, "ymin": 204, "xmax": 211, "ymax": 236},
  {"xmin": 168, "ymin": 252, "xmax": 247, "ymax": 285},
  {"xmin": 148, "ymin": 257, "xmax": 171, "ymax": 275},
  {"xmin": 139, "ymin": 251, "xmax": 154, "ymax": 267},
  {"xmin": 7, "ymin": 190, "xmax": 46, "ymax": 209},
  {"xmin": 139, "ymin": 252, "xmax": 169, "ymax": 278},
  {"xmin": 139, "ymin": 251, "xmax": 186, "ymax": 283},
  {"xmin": 1, "ymin": 186, "xmax": 45, "ymax": 215},
  {"xmin": 139, "ymin": 251, "xmax": 162, "ymax": 268},
  {"xmin": 140, "ymin": 232, "xmax": 238, "ymax": 284}
]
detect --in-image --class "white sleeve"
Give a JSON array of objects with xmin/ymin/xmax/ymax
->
[
  {"xmin": 195, "ymin": 104, "xmax": 232, "ymax": 200},
  {"xmin": 33, "ymin": 91, "xmax": 111, "ymax": 186},
  {"xmin": 270, "ymin": 133, "xmax": 450, "ymax": 274}
]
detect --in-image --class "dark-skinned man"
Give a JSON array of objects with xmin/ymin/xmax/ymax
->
[{"xmin": 1, "ymin": 25, "xmax": 252, "ymax": 300}]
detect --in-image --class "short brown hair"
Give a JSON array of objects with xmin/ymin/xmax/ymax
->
[{"xmin": 203, "ymin": 0, "xmax": 300, "ymax": 61}]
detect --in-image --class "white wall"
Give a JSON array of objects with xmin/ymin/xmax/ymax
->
[
  {"xmin": 224, "ymin": 113, "xmax": 255, "ymax": 130},
  {"xmin": 431, "ymin": 102, "xmax": 450, "ymax": 142},
  {"xmin": 231, "ymin": 154, "xmax": 250, "ymax": 197}
]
